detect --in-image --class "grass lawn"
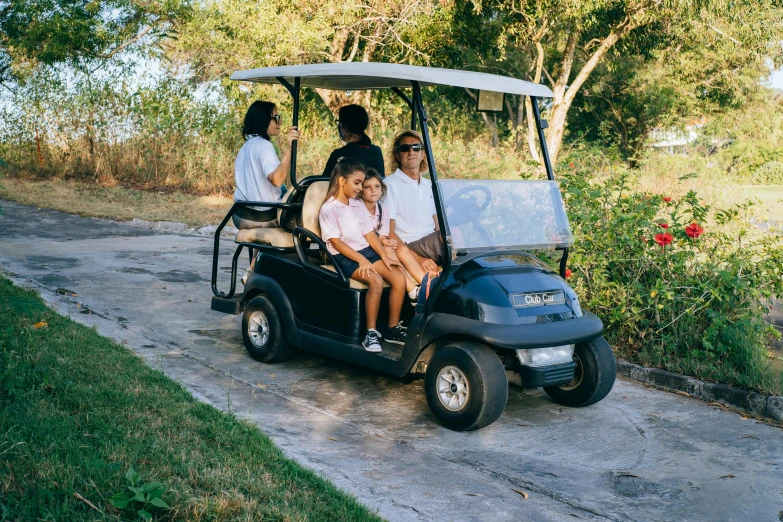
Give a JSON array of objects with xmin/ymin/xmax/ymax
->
[
  {"xmin": 741, "ymin": 185, "xmax": 783, "ymax": 222},
  {"xmin": 0, "ymin": 277, "xmax": 382, "ymax": 521},
  {"xmin": 0, "ymin": 177, "xmax": 232, "ymax": 226}
]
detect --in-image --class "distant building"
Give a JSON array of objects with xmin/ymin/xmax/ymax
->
[{"xmin": 649, "ymin": 116, "xmax": 707, "ymax": 154}]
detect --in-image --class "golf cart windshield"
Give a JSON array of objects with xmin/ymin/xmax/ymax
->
[{"xmin": 440, "ymin": 180, "xmax": 573, "ymax": 252}]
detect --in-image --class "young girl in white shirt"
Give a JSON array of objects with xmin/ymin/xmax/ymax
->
[
  {"xmin": 319, "ymin": 159, "xmax": 408, "ymax": 352},
  {"xmin": 359, "ymin": 169, "xmax": 425, "ymax": 303}
]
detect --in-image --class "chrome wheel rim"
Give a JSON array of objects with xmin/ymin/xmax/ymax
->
[
  {"xmin": 248, "ymin": 311, "xmax": 270, "ymax": 348},
  {"xmin": 437, "ymin": 366, "xmax": 470, "ymax": 411},
  {"xmin": 558, "ymin": 353, "xmax": 584, "ymax": 391}
]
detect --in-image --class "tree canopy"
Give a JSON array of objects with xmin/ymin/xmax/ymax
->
[
  {"xmin": 0, "ymin": 0, "xmax": 189, "ymax": 83},
  {"xmin": 3, "ymin": 0, "xmax": 782, "ymax": 165}
]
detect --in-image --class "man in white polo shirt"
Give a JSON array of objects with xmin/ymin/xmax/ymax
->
[{"xmin": 384, "ymin": 130, "xmax": 442, "ymax": 273}]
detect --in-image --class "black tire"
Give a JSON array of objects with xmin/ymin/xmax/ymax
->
[
  {"xmin": 241, "ymin": 295, "xmax": 292, "ymax": 363},
  {"xmin": 543, "ymin": 336, "xmax": 616, "ymax": 407},
  {"xmin": 424, "ymin": 342, "xmax": 508, "ymax": 431}
]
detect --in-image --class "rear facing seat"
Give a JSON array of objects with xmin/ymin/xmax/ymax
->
[{"xmin": 234, "ymin": 189, "xmax": 297, "ymax": 248}]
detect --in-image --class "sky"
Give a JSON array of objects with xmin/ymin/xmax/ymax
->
[{"xmin": 769, "ymin": 68, "xmax": 783, "ymax": 90}]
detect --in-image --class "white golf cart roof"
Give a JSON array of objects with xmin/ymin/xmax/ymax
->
[{"xmin": 230, "ymin": 62, "xmax": 553, "ymax": 98}]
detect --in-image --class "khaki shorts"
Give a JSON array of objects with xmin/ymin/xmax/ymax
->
[{"xmin": 407, "ymin": 231, "xmax": 444, "ymax": 265}]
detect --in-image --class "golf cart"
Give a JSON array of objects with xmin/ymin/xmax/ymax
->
[{"xmin": 210, "ymin": 63, "xmax": 616, "ymax": 431}]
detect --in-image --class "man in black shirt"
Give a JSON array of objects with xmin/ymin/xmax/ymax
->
[{"xmin": 322, "ymin": 104, "xmax": 385, "ymax": 178}]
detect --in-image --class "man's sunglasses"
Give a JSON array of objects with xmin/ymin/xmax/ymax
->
[
  {"xmin": 270, "ymin": 114, "xmax": 282, "ymax": 125},
  {"xmin": 396, "ymin": 143, "xmax": 423, "ymax": 153}
]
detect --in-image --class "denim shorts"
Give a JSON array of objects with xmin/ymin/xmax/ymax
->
[{"xmin": 333, "ymin": 246, "xmax": 381, "ymax": 278}]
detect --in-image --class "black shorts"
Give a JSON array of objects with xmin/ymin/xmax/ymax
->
[{"xmin": 333, "ymin": 246, "xmax": 381, "ymax": 277}]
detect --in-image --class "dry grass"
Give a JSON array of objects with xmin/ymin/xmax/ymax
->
[{"xmin": 0, "ymin": 177, "xmax": 233, "ymax": 226}]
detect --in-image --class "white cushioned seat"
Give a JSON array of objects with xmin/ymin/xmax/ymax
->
[
  {"xmin": 234, "ymin": 185, "xmax": 308, "ymax": 247},
  {"xmin": 301, "ymin": 181, "xmax": 329, "ymax": 235},
  {"xmin": 235, "ymin": 227, "xmax": 294, "ymax": 247}
]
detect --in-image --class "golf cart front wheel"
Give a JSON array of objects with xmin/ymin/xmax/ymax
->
[
  {"xmin": 425, "ymin": 342, "xmax": 508, "ymax": 431},
  {"xmin": 242, "ymin": 295, "xmax": 292, "ymax": 363},
  {"xmin": 543, "ymin": 336, "xmax": 616, "ymax": 407}
]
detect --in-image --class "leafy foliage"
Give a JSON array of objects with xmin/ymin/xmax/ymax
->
[
  {"xmin": 108, "ymin": 467, "xmax": 170, "ymax": 521},
  {"xmin": 560, "ymin": 167, "xmax": 783, "ymax": 391},
  {"xmin": 0, "ymin": 0, "xmax": 190, "ymax": 83}
]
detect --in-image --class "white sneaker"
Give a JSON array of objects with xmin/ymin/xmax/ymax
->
[
  {"xmin": 241, "ymin": 268, "xmax": 252, "ymax": 285},
  {"xmin": 408, "ymin": 286, "xmax": 420, "ymax": 306},
  {"xmin": 362, "ymin": 329, "xmax": 383, "ymax": 352}
]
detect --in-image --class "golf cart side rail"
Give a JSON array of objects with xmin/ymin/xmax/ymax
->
[
  {"xmin": 421, "ymin": 312, "xmax": 604, "ymax": 350},
  {"xmin": 212, "ymin": 200, "xmax": 302, "ymax": 298}
]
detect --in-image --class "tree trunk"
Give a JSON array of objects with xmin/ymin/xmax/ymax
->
[
  {"xmin": 481, "ymin": 112, "xmax": 499, "ymax": 147},
  {"xmin": 524, "ymin": 40, "xmax": 546, "ymax": 163},
  {"xmin": 545, "ymin": 17, "xmax": 639, "ymax": 164},
  {"xmin": 516, "ymin": 94, "xmax": 525, "ymax": 149}
]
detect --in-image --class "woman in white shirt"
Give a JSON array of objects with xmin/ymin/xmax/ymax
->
[{"xmin": 233, "ymin": 101, "xmax": 300, "ymax": 229}]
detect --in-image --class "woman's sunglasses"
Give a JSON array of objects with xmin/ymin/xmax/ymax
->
[
  {"xmin": 396, "ymin": 143, "xmax": 423, "ymax": 153},
  {"xmin": 270, "ymin": 114, "xmax": 282, "ymax": 125}
]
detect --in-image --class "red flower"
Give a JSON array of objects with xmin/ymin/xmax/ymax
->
[
  {"xmin": 663, "ymin": 196, "xmax": 672, "ymax": 203},
  {"xmin": 569, "ymin": 162, "xmax": 575, "ymax": 169},
  {"xmin": 654, "ymin": 233, "xmax": 673, "ymax": 251},
  {"xmin": 565, "ymin": 268, "xmax": 572, "ymax": 278},
  {"xmin": 658, "ymin": 223, "xmax": 669, "ymax": 229},
  {"xmin": 685, "ymin": 223, "xmax": 704, "ymax": 238}
]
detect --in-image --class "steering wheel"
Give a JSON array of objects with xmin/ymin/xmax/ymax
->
[{"xmin": 445, "ymin": 185, "xmax": 493, "ymax": 245}]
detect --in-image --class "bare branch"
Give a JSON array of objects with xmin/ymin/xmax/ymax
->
[
  {"xmin": 542, "ymin": 66, "xmax": 555, "ymax": 86},
  {"xmin": 345, "ymin": 33, "xmax": 361, "ymax": 62},
  {"xmin": 97, "ymin": 24, "xmax": 155, "ymax": 59},
  {"xmin": 703, "ymin": 22, "xmax": 741, "ymax": 45},
  {"xmin": 564, "ymin": 15, "xmax": 640, "ymax": 106}
]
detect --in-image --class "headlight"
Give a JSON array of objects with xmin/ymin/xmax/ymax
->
[
  {"xmin": 570, "ymin": 297, "xmax": 583, "ymax": 317},
  {"xmin": 516, "ymin": 345, "xmax": 575, "ymax": 367}
]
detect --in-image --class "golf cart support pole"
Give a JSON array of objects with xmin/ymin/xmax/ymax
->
[
  {"xmin": 411, "ymin": 81, "xmax": 451, "ymax": 256},
  {"xmin": 531, "ymin": 95, "xmax": 570, "ymax": 278},
  {"xmin": 277, "ymin": 76, "xmax": 301, "ymax": 191},
  {"xmin": 391, "ymin": 87, "xmax": 416, "ymax": 130},
  {"xmin": 530, "ymin": 96, "xmax": 555, "ymax": 182},
  {"xmin": 411, "ymin": 81, "xmax": 452, "ymax": 316}
]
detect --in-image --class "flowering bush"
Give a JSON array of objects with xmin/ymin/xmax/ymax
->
[{"xmin": 559, "ymin": 170, "xmax": 783, "ymax": 393}]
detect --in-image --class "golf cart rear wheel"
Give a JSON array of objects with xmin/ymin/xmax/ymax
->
[
  {"xmin": 425, "ymin": 342, "xmax": 508, "ymax": 431},
  {"xmin": 242, "ymin": 295, "xmax": 292, "ymax": 363},
  {"xmin": 543, "ymin": 336, "xmax": 616, "ymax": 407}
]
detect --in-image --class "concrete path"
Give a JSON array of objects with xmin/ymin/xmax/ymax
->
[{"xmin": 2, "ymin": 200, "xmax": 782, "ymax": 522}]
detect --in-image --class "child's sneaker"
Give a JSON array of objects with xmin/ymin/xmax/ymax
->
[
  {"xmin": 241, "ymin": 268, "xmax": 253, "ymax": 285},
  {"xmin": 385, "ymin": 323, "xmax": 407, "ymax": 345},
  {"xmin": 362, "ymin": 329, "xmax": 383, "ymax": 352}
]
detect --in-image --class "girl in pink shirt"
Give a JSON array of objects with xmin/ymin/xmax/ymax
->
[
  {"xmin": 359, "ymin": 169, "xmax": 426, "ymax": 303},
  {"xmin": 319, "ymin": 159, "xmax": 408, "ymax": 352}
]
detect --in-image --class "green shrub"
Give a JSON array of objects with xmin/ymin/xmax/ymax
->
[
  {"xmin": 560, "ymin": 168, "xmax": 783, "ymax": 393},
  {"xmin": 751, "ymin": 161, "xmax": 783, "ymax": 185}
]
